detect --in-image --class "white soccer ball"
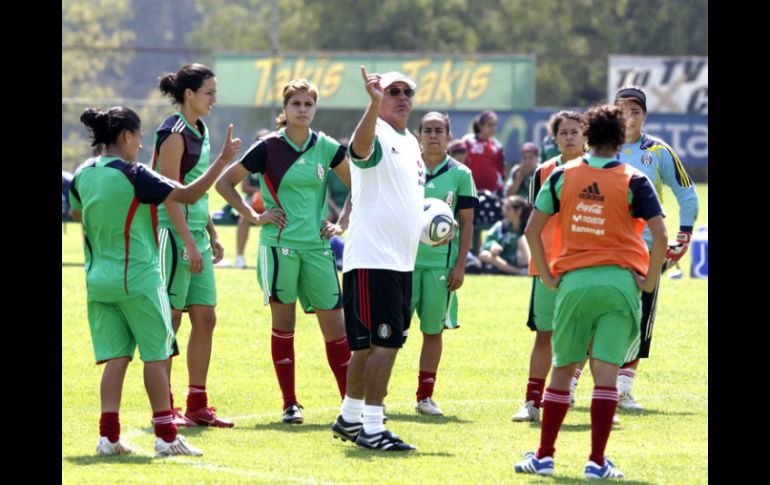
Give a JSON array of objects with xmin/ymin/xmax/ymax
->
[{"xmin": 421, "ymin": 198, "xmax": 455, "ymax": 245}]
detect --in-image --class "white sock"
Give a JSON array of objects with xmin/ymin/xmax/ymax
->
[
  {"xmin": 617, "ymin": 370, "xmax": 636, "ymax": 394},
  {"xmin": 340, "ymin": 395, "xmax": 364, "ymax": 423},
  {"xmin": 235, "ymin": 255, "xmax": 245, "ymax": 266},
  {"xmin": 362, "ymin": 405, "xmax": 386, "ymax": 434}
]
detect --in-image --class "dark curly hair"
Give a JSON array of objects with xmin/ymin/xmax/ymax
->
[
  {"xmin": 583, "ymin": 104, "xmax": 625, "ymax": 152},
  {"xmin": 80, "ymin": 106, "xmax": 141, "ymax": 147}
]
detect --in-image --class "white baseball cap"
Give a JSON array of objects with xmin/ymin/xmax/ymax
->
[{"xmin": 379, "ymin": 71, "xmax": 417, "ymax": 90}]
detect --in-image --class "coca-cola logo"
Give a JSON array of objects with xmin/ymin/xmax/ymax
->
[{"xmin": 576, "ymin": 202, "xmax": 603, "ymax": 214}]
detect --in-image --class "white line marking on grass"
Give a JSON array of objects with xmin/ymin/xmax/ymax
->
[{"xmin": 180, "ymin": 461, "xmax": 354, "ymax": 485}]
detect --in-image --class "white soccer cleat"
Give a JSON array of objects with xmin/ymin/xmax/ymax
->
[
  {"xmin": 511, "ymin": 400, "xmax": 540, "ymax": 422},
  {"xmin": 612, "ymin": 413, "xmax": 621, "ymax": 425},
  {"xmin": 416, "ymin": 397, "xmax": 444, "ymax": 416},
  {"xmin": 96, "ymin": 436, "xmax": 134, "ymax": 455},
  {"xmin": 618, "ymin": 391, "xmax": 643, "ymax": 411},
  {"xmin": 235, "ymin": 255, "xmax": 247, "ymax": 269},
  {"xmin": 155, "ymin": 435, "xmax": 203, "ymax": 457}
]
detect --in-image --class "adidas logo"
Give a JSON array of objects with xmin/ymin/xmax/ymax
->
[
  {"xmin": 275, "ymin": 358, "xmax": 293, "ymax": 365},
  {"xmin": 298, "ymin": 158, "xmax": 306, "ymax": 164},
  {"xmin": 426, "ymin": 182, "xmax": 435, "ymax": 188},
  {"xmin": 391, "ymin": 147, "xmax": 399, "ymax": 154},
  {"xmin": 578, "ymin": 182, "xmax": 604, "ymax": 201}
]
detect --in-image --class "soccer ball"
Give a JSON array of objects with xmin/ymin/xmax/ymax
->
[{"xmin": 421, "ymin": 198, "xmax": 455, "ymax": 245}]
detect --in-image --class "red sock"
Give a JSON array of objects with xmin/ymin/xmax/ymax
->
[
  {"xmin": 537, "ymin": 388, "xmax": 571, "ymax": 459},
  {"xmin": 271, "ymin": 328, "xmax": 296, "ymax": 409},
  {"xmin": 324, "ymin": 336, "xmax": 350, "ymax": 399},
  {"xmin": 526, "ymin": 378, "xmax": 546, "ymax": 408},
  {"xmin": 99, "ymin": 412, "xmax": 120, "ymax": 443},
  {"xmin": 589, "ymin": 386, "xmax": 618, "ymax": 466},
  {"xmin": 152, "ymin": 410, "xmax": 178, "ymax": 443},
  {"xmin": 186, "ymin": 385, "xmax": 208, "ymax": 411},
  {"xmin": 416, "ymin": 371, "xmax": 437, "ymax": 401}
]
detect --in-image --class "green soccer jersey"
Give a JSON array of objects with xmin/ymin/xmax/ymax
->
[
  {"xmin": 416, "ymin": 156, "xmax": 478, "ymax": 269},
  {"xmin": 239, "ymin": 129, "xmax": 346, "ymax": 250},
  {"xmin": 153, "ymin": 112, "xmax": 211, "ymax": 231},
  {"xmin": 69, "ymin": 156, "xmax": 176, "ymax": 302}
]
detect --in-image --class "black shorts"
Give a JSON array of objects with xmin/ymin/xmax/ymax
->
[
  {"xmin": 634, "ymin": 277, "xmax": 661, "ymax": 360},
  {"xmin": 526, "ymin": 276, "xmax": 537, "ymax": 331},
  {"xmin": 342, "ymin": 268, "xmax": 412, "ymax": 351}
]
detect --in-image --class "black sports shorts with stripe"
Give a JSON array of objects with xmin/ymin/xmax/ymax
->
[{"xmin": 342, "ymin": 268, "xmax": 412, "ymax": 350}]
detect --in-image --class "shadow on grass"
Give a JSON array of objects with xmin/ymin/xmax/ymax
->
[
  {"xmin": 570, "ymin": 406, "xmax": 696, "ymax": 417},
  {"xmin": 514, "ymin": 422, "xmax": 601, "ymax": 432},
  {"xmin": 131, "ymin": 426, "xmax": 212, "ymax": 438},
  {"xmin": 251, "ymin": 422, "xmax": 332, "ymax": 432},
  {"xmin": 547, "ymin": 476, "xmax": 653, "ymax": 485},
  {"xmin": 342, "ymin": 447, "xmax": 455, "ymax": 459},
  {"xmin": 381, "ymin": 412, "xmax": 473, "ymax": 424},
  {"xmin": 64, "ymin": 455, "xmax": 155, "ymax": 465}
]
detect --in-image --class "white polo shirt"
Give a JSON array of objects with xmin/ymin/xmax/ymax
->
[{"xmin": 343, "ymin": 117, "xmax": 425, "ymax": 272}]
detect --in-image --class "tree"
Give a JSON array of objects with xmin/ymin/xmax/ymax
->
[{"xmin": 62, "ymin": 0, "xmax": 135, "ymax": 171}]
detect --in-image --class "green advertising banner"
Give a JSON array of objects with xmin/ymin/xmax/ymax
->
[{"xmin": 214, "ymin": 52, "xmax": 534, "ymax": 110}]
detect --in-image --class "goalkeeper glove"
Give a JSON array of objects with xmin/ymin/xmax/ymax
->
[{"xmin": 664, "ymin": 231, "xmax": 691, "ymax": 268}]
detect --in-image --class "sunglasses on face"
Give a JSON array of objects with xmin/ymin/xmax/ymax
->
[{"xmin": 386, "ymin": 87, "xmax": 415, "ymax": 98}]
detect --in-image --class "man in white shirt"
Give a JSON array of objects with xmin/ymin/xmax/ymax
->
[{"xmin": 331, "ymin": 67, "xmax": 424, "ymax": 452}]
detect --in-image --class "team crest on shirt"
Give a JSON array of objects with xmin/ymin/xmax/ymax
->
[
  {"xmin": 377, "ymin": 323, "xmax": 392, "ymax": 339},
  {"xmin": 281, "ymin": 248, "xmax": 290, "ymax": 256},
  {"xmin": 182, "ymin": 248, "xmax": 189, "ymax": 261},
  {"xmin": 317, "ymin": 163, "xmax": 325, "ymax": 179},
  {"xmin": 445, "ymin": 191, "xmax": 455, "ymax": 207},
  {"xmin": 641, "ymin": 152, "xmax": 653, "ymax": 166}
]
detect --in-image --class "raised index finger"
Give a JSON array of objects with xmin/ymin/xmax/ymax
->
[
  {"xmin": 226, "ymin": 124, "xmax": 234, "ymax": 141},
  {"xmin": 361, "ymin": 65, "xmax": 368, "ymax": 82}
]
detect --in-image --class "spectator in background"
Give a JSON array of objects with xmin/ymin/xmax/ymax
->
[
  {"xmin": 462, "ymin": 110, "xmax": 505, "ymax": 193},
  {"xmin": 505, "ymin": 142, "xmax": 539, "ymax": 198},
  {"xmin": 235, "ymin": 128, "xmax": 270, "ymax": 269},
  {"xmin": 539, "ymin": 112, "xmax": 562, "ymax": 163},
  {"xmin": 463, "ymin": 111, "xmax": 506, "ymax": 256},
  {"xmin": 479, "ymin": 195, "xmax": 531, "ymax": 275},
  {"xmin": 447, "ymin": 139, "xmax": 468, "ymax": 164}
]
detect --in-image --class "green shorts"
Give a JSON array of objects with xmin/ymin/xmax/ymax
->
[
  {"xmin": 552, "ymin": 266, "xmax": 641, "ymax": 367},
  {"xmin": 257, "ymin": 245, "xmax": 342, "ymax": 312},
  {"xmin": 411, "ymin": 267, "xmax": 459, "ymax": 334},
  {"xmin": 87, "ymin": 287, "xmax": 177, "ymax": 364},
  {"xmin": 527, "ymin": 276, "xmax": 557, "ymax": 332},
  {"xmin": 159, "ymin": 227, "xmax": 217, "ymax": 311}
]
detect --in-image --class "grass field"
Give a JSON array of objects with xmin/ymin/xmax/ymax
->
[{"xmin": 62, "ymin": 184, "xmax": 707, "ymax": 484}]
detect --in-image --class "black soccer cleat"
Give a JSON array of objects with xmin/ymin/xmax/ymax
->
[
  {"xmin": 332, "ymin": 415, "xmax": 362, "ymax": 442},
  {"xmin": 354, "ymin": 428, "xmax": 416, "ymax": 451}
]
